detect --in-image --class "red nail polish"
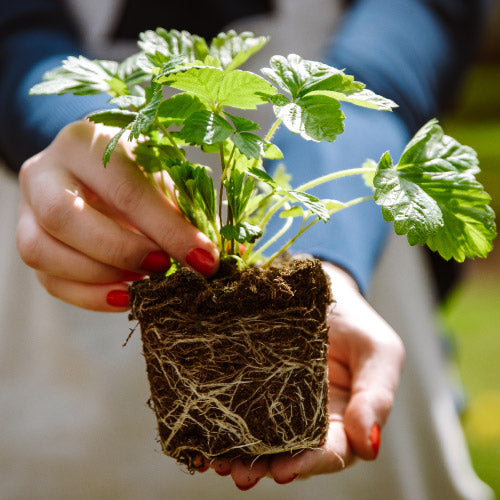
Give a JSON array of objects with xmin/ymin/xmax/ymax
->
[
  {"xmin": 141, "ymin": 251, "xmax": 171, "ymax": 273},
  {"xmin": 274, "ymin": 473, "xmax": 299, "ymax": 485},
  {"xmin": 121, "ymin": 270, "xmax": 145, "ymax": 282},
  {"xmin": 186, "ymin": 248, "xmax": 215, "ymax": 276},
  {"xmin": 196, "ymin": 464, "xmax": 209, "ymax": 473},
  {"xmin": 370, "ymin": 423, "xmax": 381, "ymax": 457},
  {"xmin": 236, "ymin": 480, "xmax": 259, "ymax": 491},
  {"xmin": 106, "ymin": 289, "xmax": 129, "ymax": 308}
]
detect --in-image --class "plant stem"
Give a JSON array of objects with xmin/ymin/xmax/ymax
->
[
  {"xmin": 262, "ymin": 195, "xmax": 373, "ymax": 267},
  {"xmin": 156, "ymin": 121, "xmax": 184, "ymax": 153},
  {"xmin": 248, "ymin": 215, "xmax": 294, "ymax": 264},
  {"xmin": 264, "ymin": 118, "xmax": 282, "ymax": 143},
  {"xmin": 297, "ymin": 166, "xmax": 375, "ymax": 192}
]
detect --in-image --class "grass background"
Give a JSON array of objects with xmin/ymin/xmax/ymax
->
[{"xmin": 439, "ymin": 16, "xmax": 500, "ymax": 494}]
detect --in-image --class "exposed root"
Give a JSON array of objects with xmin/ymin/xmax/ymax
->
[{"xmin": 130, "ymin": 257, "xmax": 331, "ymax": 471}]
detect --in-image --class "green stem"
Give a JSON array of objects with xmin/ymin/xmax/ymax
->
[
  {"xmin": 297, "ymin": 166, "xmax": 375, "ymax": 192},
  {"xmin": 156, "ymin": 121, "xmax": 184, "ymax": 153},
  {"xmin": 262, "ymin": 195, "xmax": 373, "ymax": 267},
  {"xmin": 264, "ymin": 118, "xmax": 282, "ymax": 142},
  {"xmin": 248, "ymin": 215, "xmax": 294, "ymax": 265}
]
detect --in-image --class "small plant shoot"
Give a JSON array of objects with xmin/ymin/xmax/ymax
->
[
  {"xmin": 30, "ymin": 28, "xmax": 497, "ymax": 470},
  {"xmin": 31, "ymin": 28, "xmax": 496, "ymax": 266}
]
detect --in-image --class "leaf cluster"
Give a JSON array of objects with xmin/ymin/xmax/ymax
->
[{"xmin": 30, "ymin": 28, "xmax": 496, "ymax": 266}]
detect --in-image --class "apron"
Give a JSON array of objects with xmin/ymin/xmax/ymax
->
[{"xmin": 0, "ymin": 1, "xmax": 492, "ymax": 498}]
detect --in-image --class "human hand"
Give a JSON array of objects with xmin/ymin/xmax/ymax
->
[
  {"xmin": 16, "ymin": 120, "xmax": 219, "ymax": 311},
  {"xmin": 207, "ymin": 262, "xmax": 405, "ymax": 489}
]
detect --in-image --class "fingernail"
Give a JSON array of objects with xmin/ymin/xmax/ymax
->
[
  {"xmin": 370, "ymin": 423, "xmax": 381, "ymax": 457},
  {"xmin": 141, "ymin": 251, "xmax": 171, "ymax": 273},
  {"xmin": 106, "ymin": 289, "xmax": 130, "ymax": 308},
  {"xmin": 274, "ymin": 473, "xmax": 299, "ymax": 485},
  {"xmin": 121, "ymin": 270, "xmax": 145, "ymax": 282},
  {"xmin": 236, "ymin": 479, "xmax": 260, "ymax": 491},
  {"xmin": 186, "ymin": 248, "xmax": 215, "ymax": 276},
  {"xmin": 196, "ymin": 464, "xmax": 209, "ymax": 473}
]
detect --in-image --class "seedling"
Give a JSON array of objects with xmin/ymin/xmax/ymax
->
[
  {"xmin": 30, "ymin": 28, "xmax": 496, "ymax": 267},
  {"xmin": 30, "ymin": 28, "xmax": 496, "ymax": 470}
]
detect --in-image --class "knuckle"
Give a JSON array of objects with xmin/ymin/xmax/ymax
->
[
  {"xmin": 16, "ymin": 223, "xmax": 44, "ymax": 270},
  {"xmin": 111, "ymin": 177, "xmax": 145, "ymax": 214},
  {"xmin": 34, "ymin": 191, "xmax": 71, "ymax": 235}
]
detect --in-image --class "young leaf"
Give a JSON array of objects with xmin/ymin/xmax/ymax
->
[
  {"xmin": 308, "ymin": 89, "xmax": 397, "ymax": 111},
  {"xmin": 130, "ymin": 82, "xmax": 163, "ymax": 139},
  {"xmin": 217, "ymin": 70, "xmax": 277, "ymax": 110},
  {"xmin": 102, "ymin": 125, "xmax": 131, "ymax": 166},
  {"xmin": 274, "ymin": 94, "xmax": 344, "ymax": 142},
  {"xmin": 156, "ymin": 67, "xmax": 224, "ymax": 105},
  {"xmin": 180, "ymin": 111, "xmax": 233, "ymax": 145},
  {"xmin": 224, "ymin": 112, "xmax": 260, "ymax": 132},
  {"xmin": 109, "ymin": 95, "xmax": 146, "ymax": 109},
  {"xmin": 286, "ymin": 190, "xmax": 330, "ymax": 222},
  {"xmin": 157, "ymin": 93, "xmax": 208, "ymax": 127},
  {"xmin": 30, "ymin": 56, "xmax": 119, "ymax": 96},
  {"xmin": 233, "ymin": 132, "xmax": 264, "ymax": 159},
  {"xmin": 224, "ymin": 170, "xmax": 255, "ymax": 221},
  {"xmin": 221, "ymin": 222, "xmax": 262, "ymax": 244},
  {"xmin": 210, "ymin": 31, "xmax": 269, "ymax": 71},
  {"xmin": 138, "ymin": 28, "xmax": 209, "ymax": 69},
  {"xmin": 373, "ymin": 120, "xmax": 496, "ymax": 261},
  {"xmin": 134, "ymin": 141, "xmax": 185, "ymax": 173},
  {"xmin": 261, "ymin": 54, "xmax": 364, "ymax": 100},
  {"xmin": 87, "ymin": 109, "xmax": 137, "ymax": 128}
]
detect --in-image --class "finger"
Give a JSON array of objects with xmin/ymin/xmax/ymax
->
[
  {"xmin": 24, "ymin": 167, "xmax": 170, "ymax": 275},
  {"xmin": 36, "ymin": 272, "xmax": 131, "ymax": 312},
  {"xmin": 230, "ymin": 456, "xmax": 270, "ymax": 491},
  {"xmin": 59, "ymin": 123, "xmax": 219, "ymax": 275},
  {"xmin": 211, "ymin": 458, "xmax": 232, "ymax": 477},
  {"xmin": 343, "ymin": 321, "xmax": 405, "ymax": 460},
  {"xmin": 270, "ymin": 386, "xmax": 353, "ymax": 482},
  {"xmin": 17, "ymin": 203, "xmax": 142, "ymax": 283}
]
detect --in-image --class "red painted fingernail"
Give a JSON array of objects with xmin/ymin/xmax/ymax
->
[
  {"xmin": 186, "ymin": 248, "xmax": 215, "ymax": 276},
  {"xmin": 370, "ymin": 423, "xmax": 381, "ymax": 457},
  {"xmin": 106, "ymin": 289, "xmax": 129, "ymax": 308},
  {"xmin": 274, "ymin": 473, "xmax": 299, "ymax": 485},
  {"xmin": 121, "ymin": 270, "xmax": 145, "ymax": 282},
  {"xmin": 236, "ymin": 479, "xmax": 260, "ymax": 491},
  {"xmin": 196, "ymin": 464, "xmax": 209, "ymax": 473},
  {"xmin": 141, "ymin": 251, "xmax": 171, "ymax": 273}
]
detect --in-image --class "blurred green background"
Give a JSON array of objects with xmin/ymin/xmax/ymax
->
[{"xmin": 440, "ymin": 4, "xmax": 500, "ymax": 496}]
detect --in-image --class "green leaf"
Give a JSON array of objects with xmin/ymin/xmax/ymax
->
[
  {"xmin": 286, "ymin": 190, "xmax": 330, "ymax": 222},
  {"xmin": 261, "ymin": 54, "xmax": 364, "ymax": 100},
  {"xmin": 218, "ymin": 70, "xmax": 277, "ymax": 110},
  {"xmin": 274, "ymin": 94, "xmax": 344, "ymax": 142},
  {"xmin": 247, "ymin": 166, "xmax": 278, "ymax": 190},
  {"xmin": 156, "ymin": 66, "xmax": 224, "ymax": 104},
  {"xmin": 308, "ymin": 89, "xmax": 398, "ymax": 111},
  {"xmin": 134, "ymin": 141, "xmax": 185, "ymax": 173},
  {"xmin": 87, "ymin": 109, "xmax": 137, "ymax": 128},
  {"xmin": 138, "ymin": 29, "xmax": 209, "ymax": 68},
  {"xmin": 224, "ymin": 170, "xmax": 255, "ymax": 221},
  {"xmin": 180, "ymin": 110, "xmax": 233, "ymax": 145},
  {"xmin": 102, "ymin": 125, "xmax": 131, "ymax": 166},
  {"xmin": 30, "ymin": 56, "xmax": 118, "ymax": 96},
  {"xmin": 109, "ymin": 95, "xmax": 146, "ymax": 109},
  {"xmin": 362, "ymin": 159, "xmax": 377, "ymax": 189},
  {"xmin": 130, "ymin": 82, "xmax": 163, "ymax": 138},
  {"xmin": 224, "ymin": 112, "xmax": 259, "ymax": 132},
  {"xmin": 210, "ymin": 31, "xmax": 269, "ymax": 71},
  {"xmin": 373, "ymin": 120, "xmax": 496, "ymax": 261},
  {"xmin": 157, "ymin": 93, "xmax": 209, "ymax": 127},
  {"xmin": 233, "ymin": 132, "xmax": 264, "ymax": 159},
  {"xmin": 221, "ymin": 222, "xmax": 262, "ymax": 244}
]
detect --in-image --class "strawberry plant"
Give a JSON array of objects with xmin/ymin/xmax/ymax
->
[{"xmin": 30, "ymin": 28, "xmax": 496, "ymax": 470}]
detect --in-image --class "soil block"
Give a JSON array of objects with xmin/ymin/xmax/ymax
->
[{"xmin": 129, "ymin": 257, "xmax": 332, "ymax": 470}]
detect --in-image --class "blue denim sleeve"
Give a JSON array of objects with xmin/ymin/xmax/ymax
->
[
  {"xmin": 264, "ymin": 0, "xmax": 491, "ymax": 293},
  {"xmin": 0, "ymin": 1, "xmax": 109, "ymax": 170}
]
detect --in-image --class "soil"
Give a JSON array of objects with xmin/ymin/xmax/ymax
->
[{"xmin": 129, "ymin": 256, "xmax": 332, "ymax": 471}]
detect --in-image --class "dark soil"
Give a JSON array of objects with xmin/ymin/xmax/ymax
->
[{"xmin": 129, "ymin": 256, "xmax": 332, "ymax": 471}]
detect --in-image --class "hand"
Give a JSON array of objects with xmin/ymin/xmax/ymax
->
[
  {"xmin": 16, "ymin": 120, "xmax": 219, "ymax": 311},
  {"xmin": 208, "ymin": 262, "xmax": 405, "ymax": 490}
]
